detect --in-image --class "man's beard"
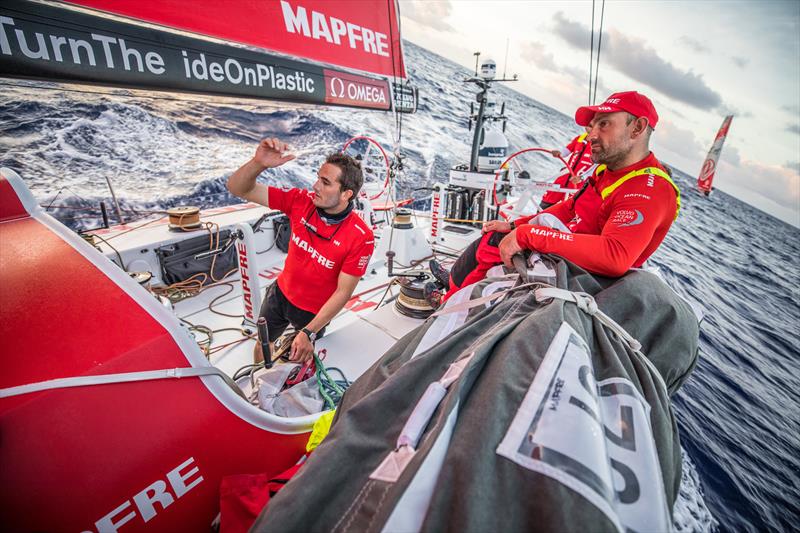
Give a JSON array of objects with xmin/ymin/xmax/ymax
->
[{"xmin": 592, "ymin": 141, "xmax": 630, "ymax": 169}]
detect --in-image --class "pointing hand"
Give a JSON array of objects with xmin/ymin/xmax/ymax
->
[{"xmin": 254, "ymin": 137, "xmax": 296, "ymax": 169}]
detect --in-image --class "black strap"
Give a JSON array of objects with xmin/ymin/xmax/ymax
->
[
  {"xmin": 570, "ymin": 138, "xmax": 591, "ymax": 172},
  {"xmin": 569, "ymin": 176, "xmax": 595, "ymax": 210}
]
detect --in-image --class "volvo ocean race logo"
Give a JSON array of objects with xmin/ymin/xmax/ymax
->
[
  {"xmin": 618, "ymin": 209, "xmax": 644, "ymax": 228},
  {"xmin": 699, "ymin": 159, "xmax": 716, "ymax": 184}
]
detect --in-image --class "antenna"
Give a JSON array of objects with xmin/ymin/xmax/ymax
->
[
  {"xmin": 473, "ymin": 51, "xmax": 481, "ymax": 75},
  {"xmin": 502, "ymin": 38, "xmax": 509, "ymax": 79}
]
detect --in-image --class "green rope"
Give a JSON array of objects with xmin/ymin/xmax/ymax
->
[{"xmin": 313, "ymin": 352, "xmax": 348, "ymax": 410}]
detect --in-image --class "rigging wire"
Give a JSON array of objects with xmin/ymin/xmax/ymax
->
[
  {"xmin": 593, "ymin": 0, "xmax": 606, "ymax": 105},
  {"xmin": 589, "ymin": 0, "xmax": 595, "ymax": 104}
]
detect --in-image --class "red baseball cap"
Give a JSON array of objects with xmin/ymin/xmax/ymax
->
[{"xmin": 575, "ymin": 91, "xmax": 659, "ymax": 129}]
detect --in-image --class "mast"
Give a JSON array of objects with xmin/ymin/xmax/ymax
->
[{"xmin": 697, "ymin": 115, "xmax": 734, "ymax": 196}]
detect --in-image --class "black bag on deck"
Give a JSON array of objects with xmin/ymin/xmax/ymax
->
[
  {"xmin": 156, "ymin": 230, "xmax": 238, "ymax": 286},
  {"xmin": 273, "ymin": 215, "xmax": 291, "ymax": 253}
]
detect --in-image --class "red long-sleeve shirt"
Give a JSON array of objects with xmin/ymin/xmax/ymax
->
[{"xmin": 515, "ymin": 152, "xmax": 678, "ymax": 277}]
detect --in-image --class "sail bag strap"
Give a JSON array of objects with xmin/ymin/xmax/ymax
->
[
  {"xmin": 431, "ymin": 281, "xmax": 541, "ymax": 317},
  {"xmin": 534, "ymin": 287, "xmax": 642, "ymax": 351},
  {"xmin": 369, "ymin": 353, "xmax": 475, "ymax": 483}
]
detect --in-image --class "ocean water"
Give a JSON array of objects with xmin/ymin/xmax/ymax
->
[{"xmin": 1, "ymin": 41, "xmax": 798, "ymax": 531}]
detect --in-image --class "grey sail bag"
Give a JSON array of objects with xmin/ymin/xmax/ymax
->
[{"xmin": 253, "ymin": 258, "xmax": 699, "ymax": 533}]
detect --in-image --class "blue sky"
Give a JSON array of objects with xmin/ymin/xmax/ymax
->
[{"xmin": 400, "ymin": 0, "xmax": 800, "ymax": 227}]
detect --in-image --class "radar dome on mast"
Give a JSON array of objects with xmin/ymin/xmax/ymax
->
[
  {"xmin": 480, "ymin": 59, "xmax": 497, "ymax": 80},
  {"xmin": 478, "ymin": 124, "xmax": 509, "ymax": 172}
]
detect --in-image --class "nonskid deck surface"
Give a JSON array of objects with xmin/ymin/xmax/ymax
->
[
  {"xmin": 94, "ymin": 203, "xmax": 447, "ymax": 385},
  {"xmin": 175, "ymin": 252, "xmax": 425, "ymax": 381}
]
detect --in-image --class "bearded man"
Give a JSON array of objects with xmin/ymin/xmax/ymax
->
[{"xmin": 427, "ymin": 91, "xmax": 681, "ymax": 306}]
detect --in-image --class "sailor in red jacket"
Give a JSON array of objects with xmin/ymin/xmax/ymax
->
[
  {"xmin": 428, "ymin": 91, "xmax": 680, "ymax": 305},
  {"xmin": 499, "ymin": 91, "xmax": 680, "ymax": 277},
  {"xmin": 539, "ymin": 129, "xmax": 595, "ymax": 209},
  {"xmin": 228, "ymin": 138, "xmax": 374, "ymax": 363}
]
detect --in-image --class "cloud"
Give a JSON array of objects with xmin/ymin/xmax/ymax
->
[
  {"xmin": 652, "ymin": 119, "xmax": 705, "ymax": 162},
  {"xmin": 699, "ymin": 139, "xmax": 800, "ymax": 218},
  {"xmin": 519, "ymin": 40, "xmax": 597, "ymax": 98},
  {"xmin": 787, "ymin": 124, "xmax": 800, "ymax": 135},
  {"xmin": 677, "ymin": 36, "xmax": 710, "ymax": 54},
  {"xmin": 401, "ymin": 0, "xmax": 455, "ymax": 32},
  {"xmin": 781, "ymin": 104, "xmax": 800, "ymax": 115},
  {"xmin": 720, "ymin": 144, "xmax": 742, "ymax": 166},
  {"xmin": 520, "ymin": 41, "xmax": 558, "ymax": 72},
  {"xmin": 721, "ymin": 158, "xmax": 800, "ymax": 214},
  {"xmin": 731, "ymin": 56, "xmax": 749, "ymax": 68},
  {"xmin": 552, "ymin": 12, "xmax": 723, "ymax": 111},
  {"xmin": 717, "ymin": 104, "xmax": 752, "ymax": 119}
]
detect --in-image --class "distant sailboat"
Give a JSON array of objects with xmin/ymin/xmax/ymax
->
[{"xmin": 698, "ymin": 115, "xmax": 734, "ymax": 197}]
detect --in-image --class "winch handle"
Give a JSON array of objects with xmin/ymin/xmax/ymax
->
[
  {"xmin": 257, "ymin": 317, "xmax": 273, "ymax": 369},
  {"xmin": 511, "ymin": 253, "xmax": 529, "ymax": 283},
  {"xmin": 386, "ymin": 251, "xmax": 395, "ymax": 276},
  {"xmin": 385, "ymin": 250, "xmax": 427, "ymax": 280},
  {"xmin": 251, "ymin": 212, "xmax": 269, "ymax": 233},
  {"xmin": 193, "ymin": 231, "xmax": 238, "ymax": 261}
]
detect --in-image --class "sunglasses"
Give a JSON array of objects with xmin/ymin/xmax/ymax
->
[{"xmin": 303, "ymin": 207, "xmax": 345, "ymax": 242}]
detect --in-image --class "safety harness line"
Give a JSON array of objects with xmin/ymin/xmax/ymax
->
[{"xmin": 0, "ymin": 366, "xmax": 238, "ymax": 399}]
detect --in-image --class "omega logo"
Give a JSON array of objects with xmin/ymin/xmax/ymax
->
[{"xmin": 329, "ymin": 77, "xmax": 346, "ymax": 97}]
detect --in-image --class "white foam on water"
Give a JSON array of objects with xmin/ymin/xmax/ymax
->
[{"xmin": 673, "ymin": 448, "xmax": 719, "ymax": 532}]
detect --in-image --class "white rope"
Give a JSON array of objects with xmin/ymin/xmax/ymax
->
[
  {"xmin": 534, "ymin": 287, "xmax": 642, "ymax": 351},
  {"xmin": 0, "ymin": 366, "xmax": 230, "ymax": 399},
  {"xmin": 431, "ymin": 281, "xmax": 541, "ymax": 317}
]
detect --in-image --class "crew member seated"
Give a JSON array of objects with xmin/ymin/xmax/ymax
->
[{"xmin": 426, "ymin": 91, "xmax": 681, "ymax": 307}]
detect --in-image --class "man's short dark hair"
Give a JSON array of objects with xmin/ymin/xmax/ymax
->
[{"xmin": 325, "ymin": 152, "xmax": 363, "ymax": 198}]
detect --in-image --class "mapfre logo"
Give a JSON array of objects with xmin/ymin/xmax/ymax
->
[{"xmin": 530, "ymin": 227, "xmax": 574, "ymax": 241}]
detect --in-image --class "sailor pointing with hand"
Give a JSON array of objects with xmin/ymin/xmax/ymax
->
[{"xmin": 227, "ymin": 137, "xmax": 375, "ymax": 363}]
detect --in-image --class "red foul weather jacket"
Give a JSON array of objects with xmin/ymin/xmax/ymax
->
[
  {"xmin": 539, "ymin": 132, "xmax": 595, "ymax": 205},
  {"xmin": 515, "ymin": 152, "xmax": 680, "ymax": 277}
]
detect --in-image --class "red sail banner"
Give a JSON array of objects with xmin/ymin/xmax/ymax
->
[
  {"xmin": 1, "ymin": 0, "xmax": 392, "ymax": 111},
  {"xmin": 698, "ymin": 115, "xmax": 733, "ymax": 195},
  {"xmin": 65, "ymin": 0, "xmax": 406, "ymax": 79}
]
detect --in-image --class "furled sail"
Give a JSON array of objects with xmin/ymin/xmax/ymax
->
[
  {"xmin": 697, "ymin": 115, "xmax": 733, "ymax": 196},
  {"xmin": 0, "ymin": 0, "xmax": 404, "ymax": 110}
]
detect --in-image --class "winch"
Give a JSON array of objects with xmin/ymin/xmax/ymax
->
[
  {"xmin": 394, "ymin": 274, "xmax": 436, "ymax": 319},
  {"xmin": 167, "ymin": 206, "xmax": 202, "ymax": 230}
]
